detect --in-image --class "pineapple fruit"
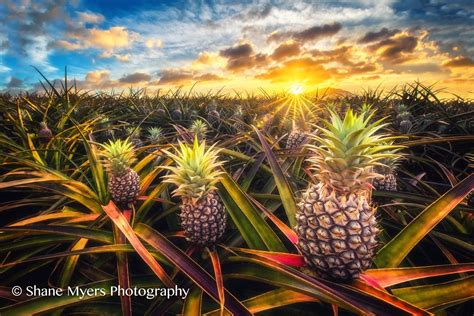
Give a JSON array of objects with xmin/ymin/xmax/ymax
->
[
  {"xmin": 296, "ymin": 109, "xmax": 401, "ymax": 280},
  {"xmin": 38, "ymin": 121, "xmax": 52, "ymax": 143},
  {"xmin": 102, "ymin": 139, "xmax": 140, "ymax": 205},
  {"xmin": 286, "ymin": 118, "xmax": 309, "ymax": 150},
  {"xmin": 163, "ymin": 139, "xmax": 226, "ymax": 247}
]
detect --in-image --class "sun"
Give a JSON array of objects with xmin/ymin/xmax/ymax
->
[{"xmin": 289, "ymin": 83, "xmax": 304, "ymax": 95}]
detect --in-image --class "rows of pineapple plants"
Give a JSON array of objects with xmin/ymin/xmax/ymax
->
[{"xmin": 0, "ymin": 77, "xmax": 472, "ymax": 315}]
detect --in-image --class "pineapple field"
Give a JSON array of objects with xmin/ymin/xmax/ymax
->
[{"xmin": 0, "ymin": 80, "xmax": 473, "ymax": 315}]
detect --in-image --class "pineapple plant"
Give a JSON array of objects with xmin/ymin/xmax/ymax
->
[
  {"xmin": 38, "ymin": 121, "xmax": 52, "ymax": 143},
  {"xmin": 126, "ymin": 126, "xmax": 143, "ymax": 148},
  {"xmin": 207, "ymin": 109, "xmax": 220, "ymax": 126},
  {"xmin": 163, "ymin": 139, "xmax": 226, "ymax": 247},
  {"xmin": 190, "ymin": 119, "xmax": 208, "ymax": 141},
  {"xmin": 101, "ymin": 139, "xmax": 141, "ymax": 205},
  {"xmin": 394, "ymin": 104, "xmax": 414, "ymax": 133},
  {"xmin": 296, "ymin": 109, "xmax": 402, "ymax": 280}
]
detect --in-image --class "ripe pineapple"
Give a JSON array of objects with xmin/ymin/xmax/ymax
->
[
  {"xmin": 190, "ymin": 119, "xmax": 208, "ymax": 141},
  {"xmin": 38, "ymin": 121, "xmax": 52, "ymax": 142},
  {"xmin": 163, "ymin": 139, "xmax": 226, "ymax": 247},
  {"xmin": 102, "ymin": 139, "xmax": 140, "ymax": 205},
  {"xmin": 296, "ymin": 109, "xmax": 401, "ymax": 280},
  {"xmin": 207, "ymin": 110, "xmax": 220, "ymax": 126},
  {"xmin": 286, "ymin": 118, "xmax": 310, "ymax": 150}
]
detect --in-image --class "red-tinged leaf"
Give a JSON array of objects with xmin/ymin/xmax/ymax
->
[
  {"xmin": 0, "ymin": 226, "xmax": 112, "ymax": 244},
  {"xmin": 351, "ymin": 280, "xmax": 431, "ymax": 315},
  {"xmin": 114, "ymin": 209, "xmax": 132, "ymax": 316},
  {"xmin": 229, "ymin": 247, "xmax": 305, "ymax": 267},
  {"xmin": 254, "ymin": 127, "xmax": 298, "ymax": 227},
  {"xmin": 208, "ymin": 249, "xmax": 225, "ymax": 316},
  {"xmin": 137, "ymin": 195, "xmax": 172, "ymax": 203},
  {"xmin": 375, "ymin": 174, "xmax": 474, "ymax": 268},
  {"xmin": 206, "ymin": 289, "xmax": 318, "ymax": 315},
  {"xmin": 249, "ymin": 194, "xmax": 299, "ymax": 245},
  {"xmin": 228, "ymin": 254, "xmax": 427, "ymax": 315},
  {"xmin": 359, "ymin": 274, "xmax": 385, "ymax": 291},
  {"xmin": 363, "ymin": 263, "xmax": 474, "ymax": 288},
  {"xmin": 102, "ymin": 201, "xmax": 174, "ymax": 287},
  {"xmin": 134, "ymin": 223, "xmax": 252, "ymax": 316},
  {"xmin": 332, "ymin": 304, "xmax": 338, "ymax": 316}
]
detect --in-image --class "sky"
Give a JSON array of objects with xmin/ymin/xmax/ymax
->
[{"xmin": 0, "ymin": 0, "xmax": 473, "ymax": 97}]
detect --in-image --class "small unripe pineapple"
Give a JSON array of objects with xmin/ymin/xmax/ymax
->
[
  {"xmin": 38, "ymin": 121, "xmax": 53, "ymax": 143},
  {"xmin": 190, "ymin": 119, "xmax": 208, "ymax": 141},
  {"xmin": 296, "ymin": 109, "xmax": 403, "ymax": 280},
  {"xmin": 147, "ymin": 127, "xmax": 163, "ymax": 144},
  {"xmin": 102, "ymin": 139, "xmax": 140, "ymax": 204},
  {"xmin": 163, "ymin": 139, "xmax": 226, "ymax": 247},
  {"xmin": 171, "ymin": 109, "xmax": 183, "ymax": 121},
  {"xmin": 126, "ymin": 127, "xmax": 142, "ymax": 148}
]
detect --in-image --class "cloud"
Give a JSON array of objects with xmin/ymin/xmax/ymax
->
[
  {"xmin": 63, "ymin": 26, "xmax": 135, "ymax": 51},
  {"xmin": 145, "ymin": 38, "xmax": 163, "ymax": 49},
  {"xmin": 256, "ymin": 57, "xmax": 331, "ymax": 84},
  {"xmin": 369, "ymin": 35, "xmax": 418, "ymax": 64},
  {"xmin": 6, "ymin": 77, "xmax": 24, "ymax": 88},
  {"xmin": 358, "ymin": 27, "xmax": 400, "ymax": 44},
  {"xmin": 442, "ymin": 56, "xmax": 474, "ymax": 67},
  {"xmin": 268, "ymin": 22, "xmax": 342, "ymax": 43},
  {"xmin": 155, "ymin": 69, "xmax": 223, "ymax": 86},
  {"xmin": 219, "ymin": 43, "xmax": 254, "ymax": 59},
  {"xmin": 271, "ymin": 41, "xmax": 301, "ymax": 61},
  {"xmin": 119, "ymin": 72, "xmax": 151, "ymax": 83},
  {"xmin": 77, "ymin": 11, "xmax": 104, "ymax": 25},
  {"xmin": 219, "ymin": 42, "xmax": 268, "ymax": 72}
]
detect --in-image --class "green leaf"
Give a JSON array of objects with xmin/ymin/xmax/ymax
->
[
  {"xmin": 219, "ymin": 172, "xmax": 286, "ymax": 252},
  {"xmin": 182, "ymin": 287, "xmax": 203, "ymax": 316},
  {"xmin": 101, "ymin": 201, "xmax": 174, "ymax": 287},
  {"xmin": 134, "ymin": 223, "xmax": 252, "ymax": 316},
  {"xmin": 393, "ymin": 276, "xmax": 474, "ymax": 310},
  {"xmin": 375, "ymin": 174, "xmax": 474, "ymax": 268},
  {"xmin": 254, "ymin": 128, "xmax": 298, "ymax": 227}
]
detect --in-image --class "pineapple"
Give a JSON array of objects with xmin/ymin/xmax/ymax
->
[
  {"xmin": 38, "ymin": 121, "xmax": 52, "ymax": 143},
  {"xmin": 126, "ymin": 127, "xmax": 142, "ymax": 148},
  {"xmin": 171, "ymin": 108, "xmax": 183, "ymax": 121},
  {"xmin": 102, "ymin": 139, "xmax": 140, "ymax": 205},
  {"xmin": 190, "ymin": 119, "xmax": 208, "ymax": 141},
  {"xmin": 163, "ymin": 139, "xmax": 226, "ymax": 247},
  {"xmin": 207, "ymin": 110, "xmax": 220, "ymax": 126},
  {"xmin": 296, "ymin": 109, "xmax": 401, "ymax": 280},
  {"xmin": 286, "ymin": 118, "xmax": 310, "ymax": 150}
]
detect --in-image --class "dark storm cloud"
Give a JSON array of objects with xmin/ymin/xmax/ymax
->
[
  {"xmin": 442, "ymin": 56, "xmax": 474, "ymax": 67},
  {"xmin": 219, "ymin": 43, "xmax": 254, "ymax": 59},
  {"xmin": 6, "ymin": 77, "xmax": 23, "ymax": 88},
  {"xmin": 268, "ymin": 22, "xmax": 342, "ymax": 43},
  {"xmin": 118, "ymin": 72, "xmax": 151, "ymax": 83},
  {"xmin": 358, "ymin": 28, "xmax": 400, "ymax": 44}
]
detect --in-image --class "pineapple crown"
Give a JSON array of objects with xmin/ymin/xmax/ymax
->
[
  {"xmin": 162, "ymin": 138, "xmax": 223, "ymax": 202},
  {"xmin": 307, "ymin": 109, "xmax": 403, "ymax": 192},
  {"xmin": 190, "ymin": 119, "xmax": 208, "ymax": 137},
  {"xmin": 147, "ymin": 127, "xmax": 163, "ymax": 143},
  {"xmin": 126, "ymin": 126, "xmax": 141, "ymax": 136},
  {"xmin": 101, "ymin": 139, "xmax": 136, "ymax": 175}
]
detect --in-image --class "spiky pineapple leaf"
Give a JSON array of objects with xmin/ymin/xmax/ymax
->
[{"xmin": 375, "ymin": 174, "xmax": 474, "ymax": 268}]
